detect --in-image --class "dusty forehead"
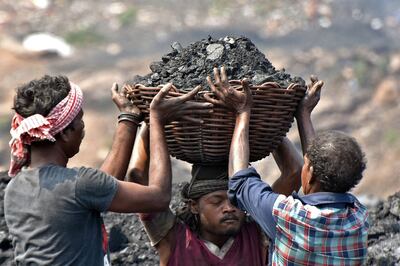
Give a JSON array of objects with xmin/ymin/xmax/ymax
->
[{"xmin": 200, "ymin": 190, "xmax": 229, "ymax": 199}]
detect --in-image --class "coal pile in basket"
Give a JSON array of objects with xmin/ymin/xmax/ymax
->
[{"xmin": 126, "ymin": 36, "xmax": 306, "ymax": 164}]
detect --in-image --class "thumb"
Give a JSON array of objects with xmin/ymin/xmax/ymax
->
[
  {"xmin": 241, "ymin": 78, "xmax": 252, "ymax": 97},
  {"xmin": 180, "ymin": 85, "xmax": 201, "ymax": 102},
  {"xmin": 111, "ymin": 82, "xmax": 118, "ymax": 95},
  {"xmin": 111, "ymin": 83, "xmax": 120, "ymax": 102},
  {"xmin": 154, "ymin": 83, "xmax": 173, "ymax": 101},
  {"xmin": 309, "ymin": 80, "xmax": 324, "ymax": 96}
]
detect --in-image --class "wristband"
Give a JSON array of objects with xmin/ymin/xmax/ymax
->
[{"xmin": 118, "ymin": 112, "xmax": 144, "ymax": 125}]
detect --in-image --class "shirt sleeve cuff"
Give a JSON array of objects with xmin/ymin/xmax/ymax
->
[
  {"xmin": 228, "ymin": 167, "xmax": 263, "ymax": 208},
  {"xmin": 231, "ymin": 167, "xmax": 261, "ymax": 180}
]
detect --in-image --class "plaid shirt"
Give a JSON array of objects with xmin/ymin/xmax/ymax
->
[{"xmin": 228, "ymin": 167, "xmax": 369, "ymax": 266}]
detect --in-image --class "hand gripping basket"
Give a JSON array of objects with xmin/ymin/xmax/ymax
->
[{"xmin": 124, "ymin": 80, "xmax": 306, "ymax": 164}]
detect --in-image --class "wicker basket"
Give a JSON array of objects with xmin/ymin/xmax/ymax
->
[{"xmin": 124, "ymin": 80, "xmax": 306, "ymax": 164}]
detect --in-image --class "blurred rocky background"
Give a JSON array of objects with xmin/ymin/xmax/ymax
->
[{"xmin": 0, "ymin": 0, "xmax": 399, "ymax": 265}]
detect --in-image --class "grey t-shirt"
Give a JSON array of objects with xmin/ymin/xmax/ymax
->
[{"xmin": 4, "ymin": 165, "xmax": 118, "ymax": 266}]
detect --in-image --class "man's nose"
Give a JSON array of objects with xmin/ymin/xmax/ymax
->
[{"xmin": 222, "ymin": 200, "xmax": 236, "ymax": 213}]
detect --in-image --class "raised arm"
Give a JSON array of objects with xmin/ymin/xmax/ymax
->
[
  {"xmin": 271, "ymin": 137, "xmax": 303, "ymax": 196},
  {"xmin": 296, "ymin": 76, "xmax": 323, "ymax": 155},
  {"xmin": 147, "ymin": 86, "xmax": 174, "ymax": 209},
  {"xmin": 207, "ymin": 68, "xmax": 281, "ymax": 239},
  {"xmin": 108, "ymin": 84, "xmax": 212, "ymax": 213},
  {"xmin": 203, "ymin": 67, "xmax": 253, "ymax": 177},
  {"xmin": 127, "ymin": 123, "xmax": 149, "ymax": 185},
  {"xmin": 100, "ymin": 83, "xmax": 142, "ymax": 180},
  {"xmin": 229, "ymin": 109, "xmax": 251, "ymax": 176},
  {"xmin": 271, "ymin": 76, "xmax": 323, "ymax": 195},
  {"xmin": 128, "ymin": 120, "xmax": 179, "ymax": 266}
]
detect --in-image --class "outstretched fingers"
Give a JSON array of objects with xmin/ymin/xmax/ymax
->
[
  {"xmin": 178, "ymin": 109, "xmax": 213, "ymax": 124},
  {"xmin": 220, "ymin": 66, "xmax": 229, "ymax": 87},
  {"xmin": 207, "ymin": 76, "xmax": 225, "ymax": 99},
  {"xmin": 182, "ymin": 101, "xmax": 213, "ymax": 110},
  {"xmin": 178, "ymin": 85, "xmax": 202, "ymax": 102},
  {"xmin": 153, "ymin": 83, "xmax": 173, "ymax": 102},
  {"xmin": 203, "ymin": 93, "xmax": 225, "ymax": 106},
  {"xmin": 213, "ymin": 67, "xmax": 222, "ymax": 85}
]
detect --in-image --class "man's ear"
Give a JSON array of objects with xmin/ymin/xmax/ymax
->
[
  {"xmin": 58, "ymin": 126, "xmax": 74, "ymax": 143},
  {"xmin": 303, "ymin": 156, "xmax": 314, "ymax": 185},
  {"xmin": 189, "ymin": 199, "xmax": 199, "ymax": 215},
  {"xmin": 58, "ymin": 130, "xmax": 70, "ymax": 143},
  {"xmin": 308, "ymin": 165, "xmax": 316, "ymax": 184}
]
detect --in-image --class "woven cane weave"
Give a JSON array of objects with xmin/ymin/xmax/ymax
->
[{"xmin": 124, "ymin": 80, "xmax": 306, "ymax": 164}]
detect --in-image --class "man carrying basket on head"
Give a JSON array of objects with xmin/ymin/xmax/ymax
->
[
  {"xmin": 129, "ymin": 67, "xmax": 319, "ymax": 265},
  {"xmin": 4, "ymin": 75, "xmax": 211, "ymax": 265}
]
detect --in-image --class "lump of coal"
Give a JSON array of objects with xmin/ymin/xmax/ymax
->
[
  {"xmin": 131, "ymin": 36, "xmax": 305, "ymax": 90},
  {"xmin": 109, "ymin": 225, "xmax": 129, "ymax": 253},
  {"xmin": 367, "ymin": 192, "xmax": 400, "ymax": 265}
]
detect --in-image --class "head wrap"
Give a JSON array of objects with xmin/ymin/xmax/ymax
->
[
  {"xmin": 181, "ymin": 164, "xmax": 229, "ymax": 200},
  {"xmin": 177, "ymin": 164, "xmax": 229, "ymax": 232},
  {"xmin": 8, "ymin": 82, "xmax": 83, "ymax": 176}
]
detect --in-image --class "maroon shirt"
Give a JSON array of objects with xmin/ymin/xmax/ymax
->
[{"xmin": 167, "ymin": 221, "xmax": 265, "ymax": 266}]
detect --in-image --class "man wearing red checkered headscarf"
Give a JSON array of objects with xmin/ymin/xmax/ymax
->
[{"xmin": 4, "ymin": 75, "xmax": 212, "ymax": 265}]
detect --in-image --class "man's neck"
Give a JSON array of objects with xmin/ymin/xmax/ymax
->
[
  {"xmin": 199, "ymin": 230, "xmax": 231, "ymax": 249},
  {"xmin": 30, "ymin": 143, "xmax": 68, "ymax": 168},
  {"xmin": 305, "ymin": 182, "xmax": 323, "ymax": 194},
  {"xmin": 202, "ymin": 236, "xmax": 235, "ymax": 260}
]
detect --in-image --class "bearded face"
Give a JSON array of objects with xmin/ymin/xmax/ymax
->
[{"xmin": 191, "ymin": 190, "xmax": 246, "ymax": 237}]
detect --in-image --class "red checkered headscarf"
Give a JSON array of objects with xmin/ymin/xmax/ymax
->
[{"xmin": 8, "ymin": 82, "xmax": 83, "ymax": 177}]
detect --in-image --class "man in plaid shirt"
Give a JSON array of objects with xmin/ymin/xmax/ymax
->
[{"xmin": 209, "ymin": 71, "xmax": 369, "ymax": 265}]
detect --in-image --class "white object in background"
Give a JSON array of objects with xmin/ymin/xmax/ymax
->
[
  {"xmin": 31, "ymin": 0, "xmax": 50, "ymax": 9},
  {"xmin": 22, "ymin": 33, "xmax": 73, "ymax": 57}
]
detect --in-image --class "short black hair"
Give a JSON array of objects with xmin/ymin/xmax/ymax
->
[
  {"xmin": 13, "ymin": 75, "xmax": 71, "ymax": 117},
  {"xmin": 306, "ymin": 131, "xmax": 366, "ymax": 193}
]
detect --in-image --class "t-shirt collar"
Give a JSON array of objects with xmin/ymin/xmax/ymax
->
[{"xmin": 292, "ymin": 191, "xmax": 356, "ymax": 207}]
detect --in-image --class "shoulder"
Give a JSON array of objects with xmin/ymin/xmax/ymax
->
[
  {"xmin": 272, "ymin": 194, "xmax": 317, "ymax": 224},
  {"xmin": 240, "ymin": 220, "xmax": 264, "ymax": 238},
  {"xmin": 353, "ymin": 195, "xmax": 368, "ymax": 213},
  {"xmin": 350, "ymin": 195, "xmax": 369, "ymax": 228},
  {"xmin": 6, "ymin": 165, "xmax": 78, "ymax": 194},
  {"xmin": 75, "ymin": 166, "xmax": 109, "ymax": 178},
  {"xmin": 75, "ymin": 167, "xmax": 117, "ymax": 190},
  {"xmin": 74, "ymin": 167, "xmax": 118, "ymax": 211}
]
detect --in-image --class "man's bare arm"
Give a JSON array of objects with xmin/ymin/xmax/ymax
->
[
  {"xmin": 126, "ymin": 89, "xmax": 212, "ymax": 265},
  {"xmin": 128, "ymin": 124, "xmax": 176, "ymax": 266},
  {"xmin": 128, "ymin": 123, "xmax": 149, "ymax": 184},
  {"xmin": 296, "ymin": 76, "xmax": 323, "ymax": 155},
  {"xmin": 108, "ymin": 84, "xmax": 212, "ymax": 213},
  {"xmin": 271, "ymin": 137, "xmax": 303, "ymax": 196},
  {"xmin": 272, "ymin": 77, "xmax": 324, "ymax": 195},
  {"xmin": 100, "ymin": 83, "xmax": 141, "ymax": 180},
  {"xmin": 229, "ymin": 111, "xmax": 251, "ymax": 176},
  {"xmin": 100, "ymin": 121, "xmax": 138, "ymax": 180},
  {"xmin": 203, "ymin": 67, "xmax": 253, "ymax": 177}
]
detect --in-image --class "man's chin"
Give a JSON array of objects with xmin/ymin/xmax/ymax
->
[{"xmin": 221, "ymin": 224, "xmax": 241, "ymax": 236}]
